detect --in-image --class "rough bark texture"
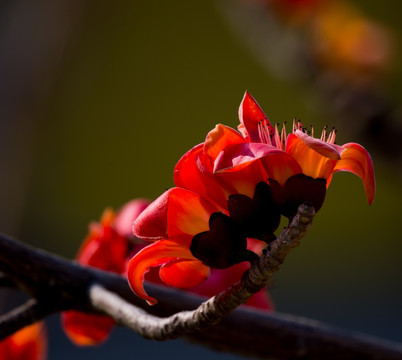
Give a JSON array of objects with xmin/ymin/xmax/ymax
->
[{"xmin": 0, "ymin": 204, "xmax": 401, "ymax": 359}]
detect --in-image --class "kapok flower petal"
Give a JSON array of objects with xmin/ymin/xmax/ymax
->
[
  {"xmin": 215, "ymin": 156, "xmax": 268, "ymax": 198},
  {"xmin": 174, "ymin": 143, "xmax": 228, "ymax": 207},
  {"xmin": 286, "ymin": 133, "xmax": 339, "ymax": 179},
  {"xmin": 62, "ymin": 311, "xmax": 115, "ymax": 346},
  {"xmin": 76, "ymin": 224, "xmax": 128, "ymax": 273},
  {"xmin": 133, "ymin": 187, "xmax": 222, "ymax": 240},
  {"xmin": 293, "ymin": 130, "xmax": 341, "ymax": 159},
  {"xmin": 204, "ymin": 124, "xmax": 246, "ymax": 160},
  {"xmin": 113, "ymin": 198, "xmax": 150, "ymax": 239},
  {"xmin": 0, "ymin": 322, "xmax": 47, "ymax": 360},
  {"xmin": 160, "ymin": 259, "xmax": 210, "ymax": 288},
  {"xmin": 127, "ymin": 239, "xmax": 198, "ymax": 305},
  {"xmin": 214, "ymin": 142, "xmax": 302, "ymax": 189},
  {"xmin": 333, "ymin": 143, "xmax": 376, "ymax": 204},
  {"xmin": 238, "ymin": 91, "xmax": 274, "ymax": 143}
]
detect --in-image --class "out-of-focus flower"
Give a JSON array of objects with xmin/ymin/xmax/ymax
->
[
  {"xmin": 129, "ymin": 91, "xmax": 375, "ymax": 305},
  {"xmin": 310, "ymin": 1, "xmax": 391, "ymax": 77},
  {"xmin": 62, "ymin": 199, "xmax": 150, "ymax": 346},
  {"xmin": 267, "ymin": 0, "xmax": 392, "ymax": 77},
  {"xmin": 0, "ymin": 323, "xmax": 47, "ymax": 360}
]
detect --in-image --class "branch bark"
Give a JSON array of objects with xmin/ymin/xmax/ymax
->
[
  {"xmin": 0, "ymin": 299, "xmax": 52, "ymax": 339},
  {"xmin": 90, "ymin": 204, "xmax": 315, "ymax": 340},
  {"xmin": 0, "ymin": 204, "xmax": 401, "ymax": 359}
]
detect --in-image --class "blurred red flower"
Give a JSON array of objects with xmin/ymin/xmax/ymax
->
[{"xmin": 0, "ymin": 323, "xmax": 47, "ymax": 360}]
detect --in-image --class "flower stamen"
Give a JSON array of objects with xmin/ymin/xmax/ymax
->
[
  {"xmin": 258, "ymin": 119, "xmax": 273, "ymax": 146},
  {"xmin": 320, "ymin": 125, "xmax": 327, "ymax": 141}
]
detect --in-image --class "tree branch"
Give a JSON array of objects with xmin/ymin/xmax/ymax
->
[
  {"xmin": 90, "ymin": 204, "xmax": 315, "ymax": 340},
  {"xmin": 0, "ymin": 204, "xmax": 401, "ymax": 359},
  {"xmin": 90, "ymin": 284, "xmax": 402, "ymax": 360},
  {"xmin": 0, "ymin": 299, "xmax": 52, "ymax": 339},
  {"xmin": 0, "ymin": 272, "xmax": 17, "ymax": 288}
]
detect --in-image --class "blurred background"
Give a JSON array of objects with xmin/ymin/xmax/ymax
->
[{"xmin": 0, "ymin": 0, "xmax": 401, "ymax": 359}]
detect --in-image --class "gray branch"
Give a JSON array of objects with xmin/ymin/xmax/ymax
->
[
  {"xmin": 0, "ymin": 204, "xmax": 401, "ymax": 359},
  {"xmin": 90, "ymin": 204, "xmax": 315, "ymax": 340}
]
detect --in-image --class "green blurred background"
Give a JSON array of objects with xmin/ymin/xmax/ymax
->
[{"xmin": 0, "ymin": 0, "xmax": 401, "ymax": 359}]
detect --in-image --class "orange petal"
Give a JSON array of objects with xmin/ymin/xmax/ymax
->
[
  {"xmin": 160, "ymin": 259, "xmax": 210, "ymax": 288},
  {"xmin": 333, "ymin": 143, "xmax": 376, "ymax": 204},
  {"xmin": 127, "ymin": 239, "xmax": 197, "ymax": 305},
  {"xmin": 133, "ymin": 187, "xmax": 221, "ymax": 240},
  {"xmin": 204, "ymin": 124, "xmax": 245, "ymax": 159},
  {"xmin": 286, "ymin": 133, "xmax": 339, "ymax": 179},
  {"xmin": 0, "ymin": 322, "xmax": 47, "ymax": 360},
  {"xmin": 294, "ymin": 130, "xmax": 341, "ymax": 159},
  {"xmin": 215, "ymin": 158, "xmax": 269, "ymax": 198},
  {"xmin": 62, "ymin": 311, "xmax": 115, "ymax": 346}
]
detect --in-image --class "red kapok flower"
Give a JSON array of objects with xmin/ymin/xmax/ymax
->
[
  {"xmin": 128, "ymin": 184, "xmax": 276, "ymax": 305},
  {"xmin": 0, "ymin": 323, "xmax": 47, "ymax": 360},
  {"xmin": 62, "ymin": 199, "xmax": 150, "ymax": 346},
  {"xmin": 189, "ymin": 238, "xmax": 275, "ymax": 310},
  {"xmin": 213, "ymin": 91, "xmax": 375, "ymax": 216},
  {"xmin": 128, "ymin": 91, "xmax": 375, "ymax": 305}
]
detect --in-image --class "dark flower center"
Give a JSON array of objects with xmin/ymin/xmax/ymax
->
[
  {"xmin": 190, "ymin": 212, "xmax": 257, "ymax": 269},
  {"xmin": 227, "ymin": 181, "xmax": 281, "ymax": 243},
  {"xmin": 190, "ymin": 182, "xmax": 281, "ymax": 269},
  {"xmin": 269, "ymin": 174, "xmax": 327, "ymax": 218}
]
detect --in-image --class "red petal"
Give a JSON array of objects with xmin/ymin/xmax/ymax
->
[
  {"xmin": 0, "ymin": 322, "xmax": 47, "ymax": 360},
  {"xmin": 113, "ymin": 198, "xmax": 150, "ymax": 238},
  {"xmin": 127, "ymin": 239, "xmax": 197, "ymax": 305},
  {"xmin": 215, "ymin": 158, "xmax": 269, "ymax": 198},
  {"xmin": 76, "ymin": 225, "xmax": 128, "ymax": 273},
  {"xmin": 133, "ymin": 188, "xmax": 221, "ymax": 240},
  {"xmin": 293, "ymin": 130, "xmax": 341, "ymax": 159},
  {"xmin": 214, "ymin": 142, "xmax": 301, "ymax": 188},
  {"xmin": 333, "ymin": 143, "xmax": 376, "ymax": 204},
  {"xmin": 286, "ymin": 133, "xmax": 339, "ymax": 179},
  {"xmin": 174, "ymin": 143, "xmax": 228, "ymax": 207},
  {"xmin": 238, "ymin": 91, "xmax": 274, "ymax": 143},
  {"xmin": 204, "ymin": 124, "xmax": 245, "ymax": 159},
  {"xmin": 160, "ymin": 259, "xmax": 210, "ymax": 288},
  {"xmin": 62, "ymin": 311, "xmax": 115, "ymax": 346}
]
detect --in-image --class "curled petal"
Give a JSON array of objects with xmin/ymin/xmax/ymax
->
[
  {"xmin": 174, "ymin": 144, "xmax": 228, "ymax": 207},
  {"xmin": 174, "ymin": 143, "xmax": 208, "ymax": 187},
  {"xmin": 238, "ymin": 91, "xmax": 274, "ymax": 143},
  {"xmin": 294, "ymin": 130, "xmax": 341, "ymax": 159},
  {"xmin": 333, "ymin": 143, "xmax": 376, "ymax": 204},
  {"xmin": 215, "ymin": 157, "xmax": 269, "ymax": 198},
  {"xmin": 160, "ymin": 259, "xmax": 209, "ymax": 288},
  {"xmin": 133, "ymin": 187, "xmax": 222, "ymax": 240},
  {"xmin": 215, "ymin": 142, "xmax": 302, "ymax": 188},
  {"xmin": 62, "ymin": 311, "xmax": 115, "ymax": 346},
  {"xmin": 204, "ymin": 124, "xmax": 245, "ymax": 159},
  {"xmin": 286, "ymin": 133, "xmax": 339, "ymax": 179},
  {"xmin": 127, "ymin": 239, "xmax": 198, "ymax": 305}
]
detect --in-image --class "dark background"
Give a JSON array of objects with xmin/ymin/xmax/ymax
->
[{"xmin": 0, "ymin": 1, "xmax": 401, "ymax": 359}]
